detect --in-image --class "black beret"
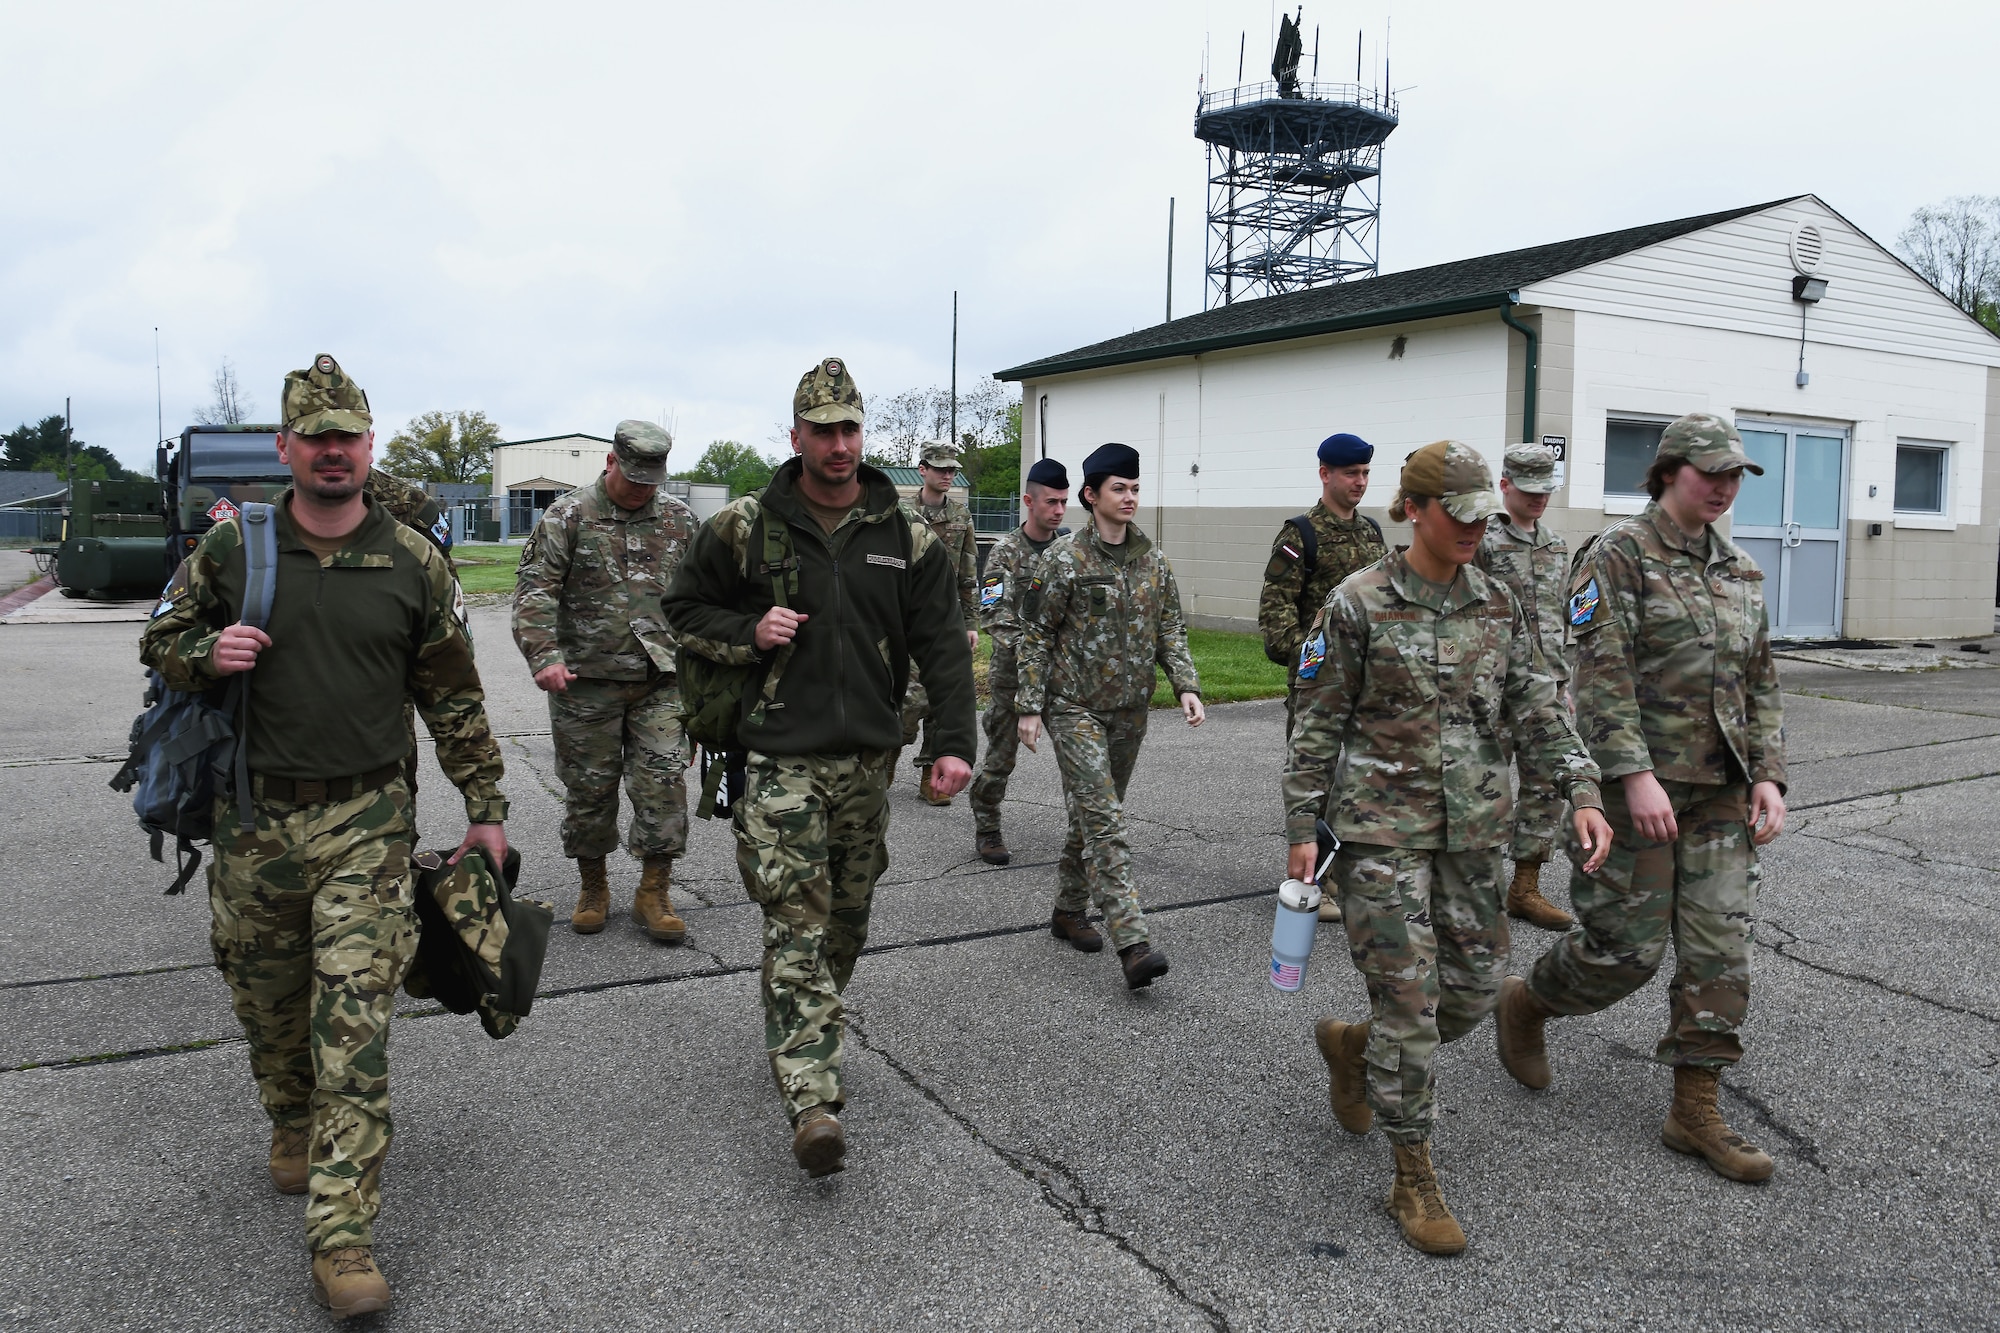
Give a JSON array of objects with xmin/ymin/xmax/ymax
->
[
  {"xmin": 1317, "ymin": 432, "xmax": 1374, "ymax": 467},
  {"xmin": 1080, "ymin": 442, "xmax": 1140, "ymax": 483},
  {"xmin": 1025, "ymin": 458, "xmax": 1069, "ymax": 489}
]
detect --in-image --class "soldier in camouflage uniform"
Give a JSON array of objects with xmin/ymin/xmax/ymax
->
[
  {"xmin": 1283, "ymin": 440, "xmax": 1608, "ymax": 1256},
  {"xmin": 1016, "ymin": 442, "xmax": 1203, "ymax": 990},
  {"xmin": 362, "ymin": 466, "xmax": 455, "ymax": 804},
  {"xmin": 1475, "ymin": 444, "xmax": 1578, "ymax": 932},
  {"xmin": 900, "ymin": 440, "xmax": 980, "ymax": 804},
  {"xmin": 512, "ymin": 421, "xmax": 699, "ymax": 943},
  {"xmin": 662, "ymin": 357, "xmax": 976, "ymax": 1178},
  {"xmin": 967, "ymin": 456, "xmax": 1070, "ymax": 865},
  {"xmin": 1498, "ymin": 413, "xmax": 1789, "ymax": 1185},
  {"xmin": 139, "ymin": 354, "xmax": 507, "ymax": 1319}
]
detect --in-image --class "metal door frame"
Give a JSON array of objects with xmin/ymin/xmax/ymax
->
[{"xmin": 1733, "ymin": 417, "xmax": 1851, "ymax": 639}]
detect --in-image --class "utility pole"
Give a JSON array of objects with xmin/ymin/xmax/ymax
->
[
  {"xmin": 1166, "ymin": 198, "xmax": 1176, "ymax": 322},
  {"xmin": 950, "ymin": 291, "xmax": 958, "ymax": 449},
  {"xmin": 64, "ymin": 397, "xmax": 73, "ymax": 485},
  {"xmin": 154, "ymin": 328, "xmax": 164, "ymax": 447}
]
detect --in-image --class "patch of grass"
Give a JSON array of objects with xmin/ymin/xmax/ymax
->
[
  {"xmin": 452, "ymin": 543, "xmax": 525, "ymax": 595},
  {"xmin": 1153, "ymin": 627, "xmax": 1288, "ymax": 706}
]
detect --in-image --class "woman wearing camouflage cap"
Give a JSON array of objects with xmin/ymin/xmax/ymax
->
[
  {"xmin": 1498, "ymin": 411, "xmax": 1788, "ymax": 1184},
  {"xmin": 1282, "ymin": 440, "xmax": 1610, "ymax": 1255}
]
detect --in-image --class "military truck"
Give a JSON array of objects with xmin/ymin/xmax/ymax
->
[{"xmin": 158, "ymin": 423, "xmax": 292, "ymax": 575}]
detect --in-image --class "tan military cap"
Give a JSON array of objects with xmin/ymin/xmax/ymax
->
[
  {"xmin": 1656, "ymin": 412, "xmax": 1764, "ymax": 475},
  {"xmin": 918, "ymin": 441, "xmax": 962, "ymax": 470},
  {"xmin": 281, "ymin": 353, "xmax": 372, "ymax": 436},
  {"xmin": 1392, "ymin": 440, "xmax": 1501, "ymax": 524},
  {"xmin": 794, "ymin": 356, "xmax": 864, "ymax": 425},
  {"xmin": 612, "ymin": 420, "xmax": 672, "ymax": 485},
  {"xmin": 1502, "ymin": 443, "xmax": 1560, "ymax": 494}
]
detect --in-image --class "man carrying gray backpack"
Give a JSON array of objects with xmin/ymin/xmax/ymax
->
[{"xmin": 139, "ymin": 353, "xmax": 507, "ymax": 1320}]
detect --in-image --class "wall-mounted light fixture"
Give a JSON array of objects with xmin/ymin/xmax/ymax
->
[{"xmin": 1792, "ymin": 274, "xmax": 1829, "ymax": 303}]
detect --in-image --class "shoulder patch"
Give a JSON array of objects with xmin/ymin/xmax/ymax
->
[
  {"xmin": 1568, "ymin": 577, "xmax": 1601, "ymax": 628},
  {"xmin": 980, "ymin": 572, "xmax": 1005, "ymax": 609},
  {"xmin": 1297, "ymin": 627, "xmax": 1327, "ymax": 680},
  {"xmin": 429, "ymin": 512, "xmax": 452, "ymax": 549}
]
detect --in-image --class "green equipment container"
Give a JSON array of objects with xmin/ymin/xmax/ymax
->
[{"xmin": 56, "ymin": 537, "xmax": 167, "ymax": 599}]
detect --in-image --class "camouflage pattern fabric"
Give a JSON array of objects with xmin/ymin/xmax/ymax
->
[
  {"xmin": 1014, "ymin": 523, "xmax": 1200, "ymax": 716},
  {"xmin": 548, "ymin": 676, "xmax": 688, "ymax": 860},
  {"xmin": 1478, "ymin": 514, "xmax": 1574, "ymax": 862},
  {"xmin": 1256, "ymin": 501, "xmax": 1386, "ymax": 737},
  {"xmin": 139, "ymin": 497, "xmax": 507, "ymax": 824},
  {"xmin": 1281, "ymin": 549, "xmax": 1601, "ymax": 850},
  {"xmin": 1567, "ymin": 503, "xmax": 1786, "ymax": 789},
  {"xmin": 513, "ymin": 475, "xmax": 701, "ymax": 682},
  {"xmin": 1527, "ymin": 779, "xmax": 1758, "ymax": 1068},
  {"xmin": 364, "ymin": 467, "xmax": 451, "ymax": 560},
  {"xmin": 732, "ymin": 748, "xmax": 895, "ymax": 1119},
  {"xmin": 1333, "ymin": 842, "xmax": 1508, "ymax": 1143},
  {"xmin": 967, "ymin": 524, "xmax": 1059, "ymax": 834},
  {"xmin": 899, "ymin": 494, "xmax": 979, "ymax": 768},
  {"xmin": 1047, "ymin": 702, "xmax": 1151, "ymax": 950},
  {"xmin": 206, "ymin": 780, "xmax": 416, "ymax": 1252},
  {"xmin": 281, "ymin": 353, "xmax": 372, "ymax": 435}
]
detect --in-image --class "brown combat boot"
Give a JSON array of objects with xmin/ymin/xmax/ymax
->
[
  {"xmin": 632, "ymin": 857, "xmax": 686, "ymax": 944},
  {"xmin": 975, "ymin": 830, "xmax": 1011, "ymax": 865},
  {"xmin": 268, "ymin": 1122, "xmax": 309, "ymax": 1195},
  {"xmin": 918, "ymin": 765, "xmax": 952, "ymax": 806},
  {"xmin": 1317, "ymin": 896, "xmax": 1343, "ymax": 925},
  {"xmin": 1387, "ymin": 1141, "xmax": 1467, "ymax": 1255},
  {"xmin": 792, "ymin": 1105, "xmax": 847, "ymax": 1177},
  {"xmin": 1313, "ymin": 1018, "xmax": 1372, "ymax": 1135},
  {"xmin": 1050, "ymin": 909, "xmax": 1105, "ymax": 953},
  {"xmin": 1118, "ymin": 941, "xmax": 1170, "ymax": 989},
  {"xmin": 1506, "ymin": 860, "xmax": 1576, "ymax": 931},
  {"xmin": 571, "ymin": 855, "xmax": 610, "ymax": 935},
  {"xmin": 1662, "ymin": 1066, "xmax": 1775, "ymax": 1182},
  {"xmin": 311, "ymin": 1246, "xmax": 391, "ymax": 1320},
  {"xmin": 1496, "ymin": 975, "xmax": 1555, "ymax": 1090}
]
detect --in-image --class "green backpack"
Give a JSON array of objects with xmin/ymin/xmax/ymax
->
[{"xmin": 679, "ymin": 503, "xmax": 798, "ymax": 817}]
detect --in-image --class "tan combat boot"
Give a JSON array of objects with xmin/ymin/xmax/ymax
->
[
  {"xmin": 1313, "ymin": 1018, "xmax": 1372, "ymax": 1135},
  {"xmin": 1496, "ymin": 975, "xmax": 1555, "ymax": 1090},
  {"xmin": 918, "ymin": 765, "xmax": 952, "ymax": 806},
  {"xmin": 1662, "ymin": 1066, "xmax": 1775, "ymax": 1182},
  {"xmin": 311, "ymin": 1247, "xmax": 391, "ymax": 1320},
  {"xmin": 1506, "ymin": 860, "xmax": 1576, "ymax": 931},
  {"xmin": 632, "ymin": 857, "xmax": 687, "ymax": 944},
  {"xmin": 571, "ymin": 856, "xmax": 610, "ymax": 935},
  {"xmin": 268, "ymin": 1122, "xmax": 309, "ymax": 1195},
  {"xmin": 792, "ymin": 1105, "xmax": 847, "ymax": 1177},
  {"xmin": 1317, "ymin": 895, "xmax": 1343, "ymax": 924},
  {"xmin": 1387, "ymin": 1140, "xmax": 1467, "ymax": 1256}
]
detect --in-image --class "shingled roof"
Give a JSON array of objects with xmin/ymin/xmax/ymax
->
[{"xmin": 996, "ymin": 197, "xmax": 1800, "ymax": 381}]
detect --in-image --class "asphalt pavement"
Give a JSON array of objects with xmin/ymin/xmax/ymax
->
[{"xmin": 2, "ymin": 603, "xmax": 1996, "ymax": 1331}]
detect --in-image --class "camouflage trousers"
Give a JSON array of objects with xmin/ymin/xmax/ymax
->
[
  {"xmin": 899, "ymin": 668, "xmax": 939, "ymax": 770},
  {"xmin": 733, "ymin": 748, "xmax": 895, "ymax": 1120},
  {"xmin": 548, "ymin": 675, "xmax": 688, "ymax": 861},
  {"xmin": 967, "ymin": 687, "xmax": 1021, "ymax": 836},
  {"xmin": 207, "ymin": 779, "xmax": 417, "ymax": 1252},
  {"xmin": 1047, "ymin": 702, "xmax": 1151, "ymax": 951},
  {"xmin": 1334, "ymin": 842, "xmax": 1508, "ymax": 1144},
  {"xmin": 1527, "ymin": 780, "xmax": 1756, "ymax": 1069},
  {"xmin": 1503, "ymin": 732, "xmax": 1568, "ymax": 865}
]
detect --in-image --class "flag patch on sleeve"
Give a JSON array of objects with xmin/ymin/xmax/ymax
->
[
  {"xmin": 1568, "ymin": 578, "xmax": 1601, "ymax": 627},
  {"xmin": 980, "ymin": 575, "xmax": 1004, "ymax": 609}
]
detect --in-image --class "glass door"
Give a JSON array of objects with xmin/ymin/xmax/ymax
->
[{"xmin": 1731, "ymin": 423, "xmax": 1848, "ymax": 639}]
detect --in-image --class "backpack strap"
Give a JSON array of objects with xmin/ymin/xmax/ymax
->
[
  {"xmin": 1288, "ymin": 514, "xmax": 1319, "ymax": 630},
  {"xmin": 234, "ymin": 503, "xmax": 278, "ymax": 833},
  {"xmin": 745, "ymin": 510, "xmax": 796, "ymax": 730},
  {"xmin": 1363, "ymin": 515, "xmax": 1384, "ymax": 544}
]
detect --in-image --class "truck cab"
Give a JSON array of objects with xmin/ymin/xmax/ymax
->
[{"xmin": 159, "ymin": 424, "xmax": 292, "ymax": 569}]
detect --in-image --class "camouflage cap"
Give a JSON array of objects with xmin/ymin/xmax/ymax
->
[
  {"xmin": 281, "ymin": 353, "xmax": 372, "ymax": 436},
  {"xmin": 917, "ymin": 440, "xmax": 962, "ymax": 470},
  {"xmin": 1656, "ymin": 412, "xmax": 1763, "ymax": 475},
  {"xmin": 612, "ymin": 419, "xmax": 672, "ymax": 485},
  {"xmin": 1501, "ymin": 443, "xmax": 1560, "ymax": 494},
  {"xmin": 793, "ymin": 356, "xmax": 864, "ymax": 425},
  {"xmin": 1393, "ymin": 440, "xmax": 1501, "ymax": 523}
]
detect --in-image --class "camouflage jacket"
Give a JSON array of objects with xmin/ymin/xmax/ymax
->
[
  {"xmin": 365, "ymin": 468, "xmax": 452, "ymax": 560},
  {"xmin": 1015, "ymin": 522, "xmax": 1200, "ymax": 715},
  {"xmin": 1477, "ymin": 513, "xmax": 1571, "ymax": 683},
  {"xmin": 512, "ymin": 475, "xmax": 700, "ymax": 682},
  {"xmin": 138, "ymin": 494, "xmax": 507, "ymax": 823},
  {"xmin": 661, "ymin": 459, "xmax": 977, "ymax": 761},
  {"xmin": 1568, "ymin": 503, "xmax": 1786, "ymax": 790},
  {"xmin": 917, "ymin": 494, "xmax": 979, "ymax": 630},
  {"xmin": 1281, "ymin": 549, "xmax": 1601, "ymax": 848},
  {"xmin": 1258, "ymin": 502, "xmax": 1387, "ymax": 673},
  {"xmin": 977, "ymin": 523, "xmax": 1065, "ymax": 701}
]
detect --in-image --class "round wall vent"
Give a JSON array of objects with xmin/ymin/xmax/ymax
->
[{"xmin": 1790, "ymin": 222, "xmax": 1825, "ymax": 275}]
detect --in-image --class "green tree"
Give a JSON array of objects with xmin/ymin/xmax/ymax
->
[
  {"xmin": 675, "ymin": 439, "xmax": 778, "ymax": 496},
  {"xmin": 383, "ymin": 410, "xmax": 501, "ymax": 484},
  {"xmin": 3, "ymin": 416, "xmax": 133, "ymax": 479}
]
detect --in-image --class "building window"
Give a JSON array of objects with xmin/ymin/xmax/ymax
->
[
  {"xmin": 1604, "ymin": 418, "xmax": 1666, "ymax": 497},
  {"xmin": 1894, "ymin": 442, "xmax": 1949, "ymax": 515}
]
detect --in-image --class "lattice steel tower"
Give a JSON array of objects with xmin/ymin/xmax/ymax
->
[{"xmin": 1196, "ymin": 14, "xmax": 1399, "ymax": 307}]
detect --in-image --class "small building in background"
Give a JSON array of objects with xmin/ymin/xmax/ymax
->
[
  {"xmin": 487, "ymin": 432, "xmax": 728, "ymax": 538},
  {"xmin": 999, "ymin": 194, "xmax": 2000, "ymax": 642}
]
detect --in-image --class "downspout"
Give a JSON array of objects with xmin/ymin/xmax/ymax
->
[{"xmin": 1499, "ymin": 293, "xmax": 1537, "ymax": 444}]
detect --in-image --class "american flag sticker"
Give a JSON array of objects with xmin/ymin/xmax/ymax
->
[{"xmin": 1271, "ymin": 959, "xmax": 1304, "ymax": 991}]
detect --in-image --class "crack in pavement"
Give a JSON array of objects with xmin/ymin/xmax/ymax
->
[
  {"xmin": 1791, "ymin": 797, "xmax": 2000, "ymax": 883},
  {"xmin": 1757, "ymin": 920, "xmax": 2000, "ymax": 1026},
  {"xmin": 1591, "ymin": 1036, "xmax": 1827, "ymax": 1173},
  {"xmin": 848, "ymin": 1009, "xmax": 1232, "ymax": 1332}
]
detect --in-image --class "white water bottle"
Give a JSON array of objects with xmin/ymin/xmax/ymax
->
[{"xmin": 1269, "ymin": 877, "xmax": 1322, "ymax": 992}]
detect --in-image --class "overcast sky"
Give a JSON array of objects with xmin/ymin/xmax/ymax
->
[{"xmin": 4, "ymin": 0, "xmax": 1995, "ymax": 471}]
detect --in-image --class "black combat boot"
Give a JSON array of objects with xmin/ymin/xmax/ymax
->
[{"xmin": 1119, "ymin": 942, "xmax": 1169, "ymax": 989}]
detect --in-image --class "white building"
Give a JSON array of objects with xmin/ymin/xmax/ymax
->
[
  {"xmin": 999, "ymin": 195, "xmax": 2000, "ymax": 641},
  {"xmin": 490, "ymin": 432, "xmax": 728, "ymax": 534}
]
